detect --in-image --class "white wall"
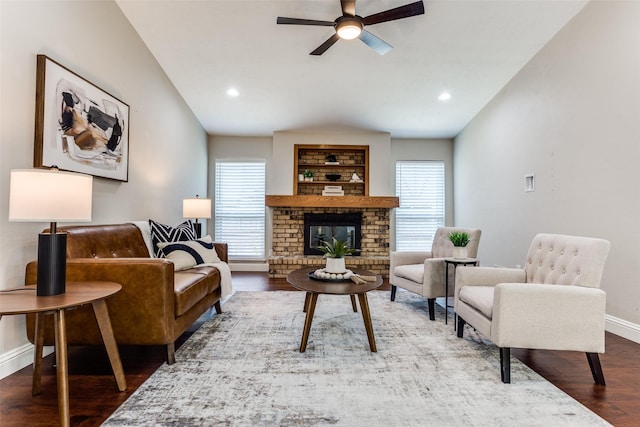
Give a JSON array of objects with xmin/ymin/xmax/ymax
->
[
  {"xmin": 454, "ymin": 0, "xmax": 640, "ymax": 341},
  {"xmin": 0, "ymin": 0, "xmax": 208, "ymax": 377}
]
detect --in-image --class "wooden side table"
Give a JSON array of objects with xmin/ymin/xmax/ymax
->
[
  {"xmin": 0, "ymin": 282, "xmax": 126, "ymax": 427},
  {"xmin": 444, "ymin": 258, "xmax": 479, "ymax": 326}
]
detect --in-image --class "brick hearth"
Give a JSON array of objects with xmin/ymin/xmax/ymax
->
[{"xmin": 268, "ymin": 207, "xmax": 390, "ymax": 278}]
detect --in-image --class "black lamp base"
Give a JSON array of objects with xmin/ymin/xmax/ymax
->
[
  {"xmin": 193, "ymin": 222, "xmax": 202, "ymax": 239},
  {"xmin": 37, "ymin": 232, "xmax": 67, "ymax": 296}
]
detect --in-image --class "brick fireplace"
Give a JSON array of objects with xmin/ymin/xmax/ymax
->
[{"xmin": 268, "ymin": 207, "xmax": 391, "ymax": 278}]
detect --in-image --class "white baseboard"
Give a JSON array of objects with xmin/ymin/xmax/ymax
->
[
  {"xmin": 605, "ymin": 314, "xmax": 640, "ymax": 344},
  {"xmin": 230, "ymin": 262, "xmax": 269, "ymax": 272},
  {"xmin": 0, "ymin": 343, "xmax": 53, "ymax": 380}
]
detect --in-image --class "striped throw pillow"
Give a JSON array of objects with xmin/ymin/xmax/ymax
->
[
  {"xmin": 157, "ymin": 235, "xmax": 221, "ymax": 271},
  {"xmin": 149, "ymin": 219, "xmax": 197, "ymax": 258}
]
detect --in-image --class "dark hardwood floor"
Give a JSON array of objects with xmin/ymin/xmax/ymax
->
[{"xmin": 1, "ymin": 272, "xmax": 639, "ymax": 426}]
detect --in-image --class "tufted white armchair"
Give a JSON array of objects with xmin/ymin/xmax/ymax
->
[
  {"xmin": 390, "ymin": 227, "xmax": 482, "ymax": 321},
  {"xmin": 454, "ymin": 233, "xmax": 611, "ymax": 384}
]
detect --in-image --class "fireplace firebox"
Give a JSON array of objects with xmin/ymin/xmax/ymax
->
[{"xmin": 303, "ymin": 213, "xmax": 362, "ymax": 256}]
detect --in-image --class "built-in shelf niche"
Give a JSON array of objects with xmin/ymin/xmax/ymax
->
[{"xmin": 294, "ymin": 144, "xmax": 369, "ymax": 196}]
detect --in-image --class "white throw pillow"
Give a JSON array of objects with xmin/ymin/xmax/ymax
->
[{"xmin": 157, "ymin": 235, "xmax": 221, "ymax": 271}]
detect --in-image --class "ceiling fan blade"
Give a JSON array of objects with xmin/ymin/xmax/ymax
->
[
  {"xmin": 362, "ymin": 1, "xmax": 425, "ymax": 26},
  {"xmin": 277, "ymin": 17, "xmax": 335, "ymax": 26},
  {"xmin": 341, "ymin": 0, "xmax": 356, "ymax": 16},
  {"xmin": 310, "ymin": 34, "xmax": 340, "ymax": 56},
  {"xmin": 359, "ymin": 30, "xmax": 392, "ymax": 55}
]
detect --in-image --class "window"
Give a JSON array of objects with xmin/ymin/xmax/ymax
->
[
  {"xmin": 395, "ymin": 161, "xmax": 445, "ymax": 251},
  {"xmin": 215, "ymin": 161, "xmax": 266, "ymax": 260}
]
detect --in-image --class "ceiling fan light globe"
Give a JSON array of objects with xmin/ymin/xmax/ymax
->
[{"xmin": 336, "ymin": 21, "xmax": 362, "ymax": 40}]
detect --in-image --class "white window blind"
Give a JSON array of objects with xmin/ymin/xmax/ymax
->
[
  {"xmin": 395, "ymin": 161, "xmax": 445, "ymax": 251},
  {"xmin": 215, "ymin": 161, "xmax": 266, "ymax": 260}
]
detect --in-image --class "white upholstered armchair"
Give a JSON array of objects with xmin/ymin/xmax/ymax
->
[
  {"xmin": 454, "ymin": 233, "xmax": 611, "ymax": 384},
  {"xmin": 390, "ymin": 227, "xmax": 482, "ymax": 321}
]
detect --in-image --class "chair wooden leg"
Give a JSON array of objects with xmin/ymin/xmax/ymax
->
[
  {"xmin": 390, "ymin": 285, "xmax": 397, "ymax": 301},
  {"xmin": 457, "ymin": 316, "xmax": 465, "ymax": 338},
  {"xmin": 586, "ymin": 352, "xmax": 606, "ymax": 386},
  {"xmin": 214, "ymin": 300, "xmax": 222, "ymax": 314},
  {"xmin": 427, "ymin": 298, "xmax": 436, "ymax": 321},
  {"xmin": 500, "ymin": 347, "xmax": 511, "ymax": 383},
  {"xmin": 167, "ymin": 342, "xmax": 176, "ymax": 365}
]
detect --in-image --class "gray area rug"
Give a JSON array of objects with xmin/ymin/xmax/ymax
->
[{"xmin": 104, "ymin": 291, "xmax": 610, "ymax": 426}]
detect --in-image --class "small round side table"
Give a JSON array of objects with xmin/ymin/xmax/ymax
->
[
  {"xmin": 0, "ymin": 281, "xmax": 125, "ymax": 427},
  {"xmin": 444, "ymin": 257, "xmax": 479, "ymax": 326}
]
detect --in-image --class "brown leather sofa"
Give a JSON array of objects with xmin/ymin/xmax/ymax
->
[{"xmin": 25, "ymin": 223, "xmax": 228, "ymax": 364}]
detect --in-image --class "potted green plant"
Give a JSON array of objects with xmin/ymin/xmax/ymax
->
[
  {"xmin": 303, "ymin": 169, "xmax": 314, "ymax": 181},
  {"xmin": 448, "ymin": 230, "xmax": 470, "ymax": 259},
  {"xmin": 317, "ymin": 237, "xmax": 357, "ymax": 273}
]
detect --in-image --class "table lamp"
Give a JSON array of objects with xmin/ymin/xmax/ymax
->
[
  {"xmin": 183, "ymin": 195, "xmax": 211, "ymax": 238},
  {"xmin": 9, "ymin": 168, "xmax": 93, "ymax": 296}
]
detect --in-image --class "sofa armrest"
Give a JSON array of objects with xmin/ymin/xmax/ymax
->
[
  {"xmin": 25, "ymin": 258, "xmax": 177, "ymax": 345},
  {"xmin": 214, "ymin": 243, "xmax": 229, "ymax": 263},
  {"xmin": 492, "ymin": 283, "xmax": 606, "ymax": 352}
]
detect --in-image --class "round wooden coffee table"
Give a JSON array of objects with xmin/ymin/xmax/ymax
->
[{"xmin": 286, "ymin": 266, "xmax": 383, "ymax": 353}]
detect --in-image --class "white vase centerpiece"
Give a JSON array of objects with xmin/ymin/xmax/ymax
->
[
  {"xmin": 448, "ymin": 230, "xmax": 471, "ymax": 259},
  {"xmin": 325, "ymin": 257, "xmax": 346, "ymax": 274},
  {"xmin": 317, "ymin": 237, "xmax": 358, "ymax": 274}
]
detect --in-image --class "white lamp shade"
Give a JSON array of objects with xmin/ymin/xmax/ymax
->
[
  {"xmin": 183, "ymin": 197, "xmax": 211, "ymax": 219},
  {"xmin": 9, "ymin": 169, "xmax": 93, "ymax": 222}
]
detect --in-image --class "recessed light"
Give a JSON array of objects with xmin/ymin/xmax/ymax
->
[
  {"xmin": 226, "ymin": 88, "xmax": 240, "ymax": 97},
  {"xmin": 438, "ymin": 92, "xmax": 451, "ymax": 101}
]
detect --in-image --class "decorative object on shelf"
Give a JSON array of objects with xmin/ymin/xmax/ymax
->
[
  {"xmin": 350, "ymin": 173, "xmax": 363, "ymax": 182},
  {"xmin": 183, "ymin": 195, "xmax": 211, "ymax": 238},
  {"xmin": 34, "ymin": 55, "xmax": 130, "ymax": 182},
  {"xmin": 9, "ymin": 168, "xmax": 93, "ymax": 295},
  {"xmin": 317, "ymin": 237, "xmax": 358, "ymax": 273},
  {"xmin": 303, "ymin": 169, "xmax": 314, "ymax": 181},
  {"xmin": 322, "ymin": 185, "xmax": 344, "ymax": 196},
  {"xmin": 325, "ymin": 174, "xmax": 341, "ymax": 181},
  {"xmin": 325, "ymin": 154, "xmax": 339, "ymax": 165},
  {"xmin": 448, "ymin": 230, "xmax": 471, "ymax": 259},
  {"xmin": 298, "ymin": 173, "xmax": 304, "ymax": 181}
]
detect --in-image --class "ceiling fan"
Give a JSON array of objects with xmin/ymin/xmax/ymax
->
[{"xmin": 277, "ymin": 0, "xmax": 425, "ymax": 56}]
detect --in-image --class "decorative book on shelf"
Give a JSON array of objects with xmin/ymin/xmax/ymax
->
[{"xmin": 323, "ymin": 185, "xmax": 344, "ymax": 196}]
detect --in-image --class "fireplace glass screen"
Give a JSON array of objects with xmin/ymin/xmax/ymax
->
[{"xmin": 304, "ymin": 213, "xmax": 361, "ymax": 256}]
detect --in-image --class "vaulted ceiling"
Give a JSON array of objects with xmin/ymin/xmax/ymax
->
[{"xmin": 116, "ymin": 0, "xmax": 588, "ymax": 138}]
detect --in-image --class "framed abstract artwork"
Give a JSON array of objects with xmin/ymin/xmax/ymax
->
[{"xmin": 34, "ymin": 55, "xmax": 129, "ymax": 181}]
